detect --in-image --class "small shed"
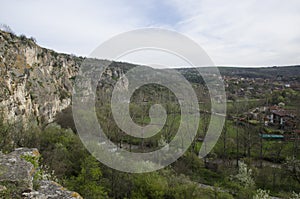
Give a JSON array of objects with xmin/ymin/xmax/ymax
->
[{"xmin": 259, "ymin": 133, "xmax": 284, "ymax": 140}]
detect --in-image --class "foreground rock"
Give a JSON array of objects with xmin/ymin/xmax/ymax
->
[
  {"xmin": 0, "ymin": 148, "xmax": 82, "ymax": 199},
  {"xmin": 22, "ymin": 180, "xmax": 82, "ymax": 199}
]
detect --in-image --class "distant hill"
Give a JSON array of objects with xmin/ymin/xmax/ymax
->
[
  {"xmin": 218, "ymin": 66, "xmax": 300, "ymax": 80},
  {"xmin": 1, "ymin": 29, "xmax": 299, "ymax": 124},
  {"xmin": 176, "ymin": 66, "xmax": 300, "ymax": 84}
]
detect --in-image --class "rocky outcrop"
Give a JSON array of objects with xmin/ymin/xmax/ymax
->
[
  {"xmin": 0, "ymin": 148, "xmax": 35, "ymax": 195},
  {"xmin": 0, "ymin": 30, "xmax": 132, "ymax": 126},
  {"xmin": 0, "ymin": 30, "xmax": 81, "ymax": 124},
  {"xmin": 0, "ymin": 148, "xmax": 82, "ymax": 199},
  {"xmin": 22, "ymin": 180, "xmax": 83, "ymax": 199}
]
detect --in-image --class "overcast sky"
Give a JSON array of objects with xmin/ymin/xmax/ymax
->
[{"xmin": 1, "ymin": 0, "xmax": 300, "ymax": 67}]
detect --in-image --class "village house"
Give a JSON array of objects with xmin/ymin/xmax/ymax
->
[{"xmin": 267, "ymin": 106, "xmax": 296, "ymax": 130}]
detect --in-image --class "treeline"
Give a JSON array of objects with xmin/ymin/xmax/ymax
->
[
  {"xmin": 0, "ymin": 115, "xmax": 234, "ymax": 198},
  {"xmin": 1, "ymin": 108, "xmax": 300, "ymax": 198}
]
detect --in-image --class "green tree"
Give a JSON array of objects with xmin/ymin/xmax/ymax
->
[
  {"xmin": 68, "ymin": 155, "xmax": 107, "ymax": 199},
  {"xmin": 132, "ymin": 172, "xmax": 168, "ymax": 199}
]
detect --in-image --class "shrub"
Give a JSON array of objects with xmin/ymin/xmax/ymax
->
[{"xmin": 253, "ymin": 189, "xmax": 271, "ymax": 199}]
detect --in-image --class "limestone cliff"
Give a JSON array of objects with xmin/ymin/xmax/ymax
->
[
  {"xmin": 0, "ymin": 30, "xmax": 132, "ymax": 125},
  {"xmin": 0, "ymin": 30, "xmax": 82, "ymax": 124}
]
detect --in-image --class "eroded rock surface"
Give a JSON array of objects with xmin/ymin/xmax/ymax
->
[{"xmin": 0, "ymin": 148, "xmax": 82, "ymax": 199}]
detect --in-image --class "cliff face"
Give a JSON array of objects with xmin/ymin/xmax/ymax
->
[
  {"xmin": 0, "ymin": 30, "xmax": 132, "ymax": 125},
  {"xmin": 0, "ymin": 30, "xmax": 83, "ymax": 124},
  {"xmin": 0, "ymin": 30, "xmax": 133, "ymax": 198}
]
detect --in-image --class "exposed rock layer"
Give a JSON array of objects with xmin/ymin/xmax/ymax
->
[
  {"xmin": 0, "ymin": 30, "xmax": 133, "ymax": 125},
  {"xmin": 0, "ymin": 148, "xmax": 82, "ymax": 199},
  {"xmin": 0, "ymin": 30, "xmax": 82, "ymax": 124}
]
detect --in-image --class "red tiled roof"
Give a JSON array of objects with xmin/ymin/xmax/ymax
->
[{"xmin": 271, "ymin": 110, "xmax": 294, "ymax": 117}]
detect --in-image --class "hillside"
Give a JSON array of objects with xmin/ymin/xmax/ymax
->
[
  {"xmin": 218, "ymin": 66, "xmax": 300, "ymax": 80},
  {"xmin": 177, "ymin": 65, "xmax": 300, "ymax": 84},
  {"xmin": 0, "ymin": 30, "xmax": 83, "ymax": 124},
  {"xmin": 0, "ymin": 30, "xmax": 300, "ymax": 199},
  {"xmin": 0, "ymin": 30, "xmax": 135, "ymax": 125},
  {"xmin": 1, "ymin": 28, "xmax": 299, "ymax": 125}
]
